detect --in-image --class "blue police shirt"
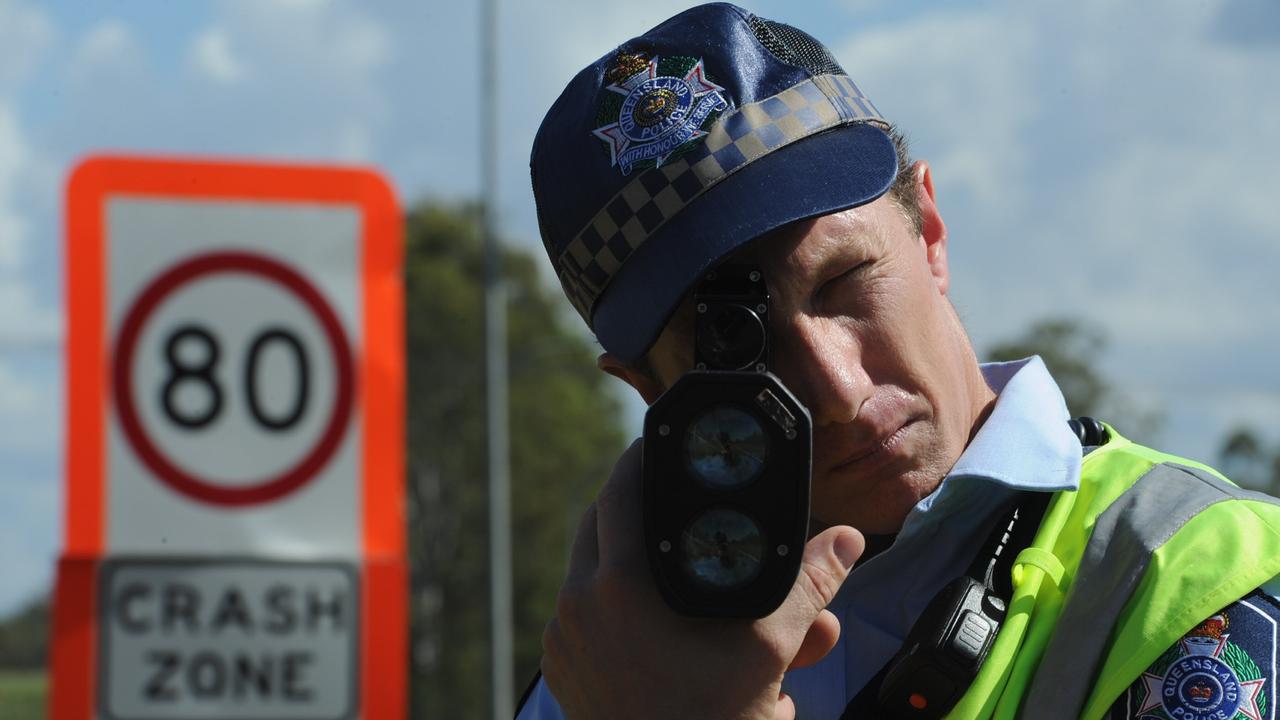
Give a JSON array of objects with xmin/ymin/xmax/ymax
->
[{"xmin": 519, "ymin": 356, "xmax": 1076, "ymax": 719}]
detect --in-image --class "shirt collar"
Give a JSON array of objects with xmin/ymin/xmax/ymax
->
[{"xmin": 950, "ymin": 356, "xmax": 1080, "ymax": 489}]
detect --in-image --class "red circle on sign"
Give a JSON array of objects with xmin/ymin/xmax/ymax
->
[{"xmin": 113, "ymin": 251, "xmax": 355, "ymax": 506}]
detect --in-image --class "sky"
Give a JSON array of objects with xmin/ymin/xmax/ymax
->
[{"xmin": 1, "ymin": 0, "xmax": 1278, "ymax": 617}]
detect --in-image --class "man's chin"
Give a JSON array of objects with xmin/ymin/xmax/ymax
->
[
  {"xmin": 811, "ymin": 470, "xmax": 939, "ymax": 534},
  {"xmin": 811, "ymin": 503, "xmax": 913, "ymax": 536}
]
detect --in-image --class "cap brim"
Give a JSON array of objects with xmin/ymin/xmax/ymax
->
[{"xmin": 593, "ymin": 122, "xmax": 899, "ymax": 363}]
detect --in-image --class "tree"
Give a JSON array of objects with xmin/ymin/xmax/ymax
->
[
  {"xmin": 1217, "ymin": 427, "xmax": 1280, "ymax": 494},
  {"xmin": 986, "ymin": 317, "xmax": 1163, "ymax": 443},
  {"xmin": 1219, "ymin": 427, "xmax": 1266, "ymax": 489},
  {"xmin": 0, "ymin": 595, "xmax": 48, "ymax": 670},
  {"xmin": 404, "ymin": 202, "xmax": 626, "ymax": 718}
]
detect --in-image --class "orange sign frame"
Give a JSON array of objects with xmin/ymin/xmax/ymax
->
[{"xmin": 52, "ymin": 155, "xmax": 406, "ymax": 720}]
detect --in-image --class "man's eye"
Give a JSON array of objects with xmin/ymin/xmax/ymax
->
[
  {"xmin": 841, "ymin": 261, "xmax": 871, "ymax": 279},
  {"xmin": 818, "ymin": 261, "xmax": 871, "ymax": 309},
  {"xmin": 829, "ymin": 261, "xmax": 871, "ymax": 289}
]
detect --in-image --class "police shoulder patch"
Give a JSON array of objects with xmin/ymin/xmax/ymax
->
[{"xmin": 1108, "ymin": 589, "xmax": 1280, "ymax": 720}]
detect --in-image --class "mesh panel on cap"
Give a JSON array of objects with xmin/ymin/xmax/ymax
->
[{"xmin": 747, "ymin": 16, "xmax": 846, "ymax": 76}]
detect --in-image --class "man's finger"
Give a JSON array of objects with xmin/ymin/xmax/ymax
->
[
  {"xmin": 773, "ymin": 690, "xmax": 797, "ymax": 720},
  {"xmin": 788, "ymin": 608, "xmax": 841, "ymax": 671},
  {"xmin": 594, "ymin": 438, "xmax": 646, "ymax": 567}
]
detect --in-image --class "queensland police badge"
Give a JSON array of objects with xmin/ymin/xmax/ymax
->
[
  {"xmin": 592, "ymin": 52, "xmax": 729, "ymax": 175},
  {"xmin": 1131, "ymin": 613, "xmax": 1268, "ymax": 720}
]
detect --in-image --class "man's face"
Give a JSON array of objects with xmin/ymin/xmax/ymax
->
[{"xmin": 636, "ymin": 172, "xmax": 994, "ymax": 534}]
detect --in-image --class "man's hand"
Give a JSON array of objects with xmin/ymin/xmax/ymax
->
[{"xmin": 541, "ymin": 439, "xmax": 865, "ymax": 720}]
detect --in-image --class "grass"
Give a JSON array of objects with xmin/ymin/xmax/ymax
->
[{"xmin": 0, "ymin": 670, "xmax": 46, "ymax": 720}]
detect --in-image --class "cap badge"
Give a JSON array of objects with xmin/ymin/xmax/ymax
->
[{"xmin": 592, "ymin": 54, "xmax": 728, "ymax": 176}]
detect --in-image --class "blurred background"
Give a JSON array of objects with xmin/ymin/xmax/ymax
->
[{"xmin": 1, "ymin": 0, "xmax": 1278, "ymax": 717}]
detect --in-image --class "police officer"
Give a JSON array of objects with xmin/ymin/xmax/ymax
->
[{"xmin": 519, "ymin": 4, "xmax": 1280, "ymax": 718}]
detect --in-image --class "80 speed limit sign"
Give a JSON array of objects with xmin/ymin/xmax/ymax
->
[
  {"xmin": 53, "ymin": 156, "xmax": 406, "ymax": 720},
  {"xmin": 113, "ymin": 250, "xmax": 354, "ymax": 507},
  {"xmin": 103, "ymin": 197, "xmax": 366, "ymax": 556}
]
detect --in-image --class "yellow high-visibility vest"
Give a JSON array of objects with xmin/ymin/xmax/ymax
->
[{"xmin": 949, "ymin": 428, "xmax": 1280, "ymax": 719}]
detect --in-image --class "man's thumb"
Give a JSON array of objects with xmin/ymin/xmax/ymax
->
[{"xmin": 792, "ymin": 526, "xmax": 864, "ymax": 618}]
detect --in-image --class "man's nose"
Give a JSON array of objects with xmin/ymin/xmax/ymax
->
[{"xmin": 772, "ymin": 319, "xmax": 871, "ymax": 427}]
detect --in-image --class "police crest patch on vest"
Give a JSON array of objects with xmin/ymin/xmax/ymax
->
[{"xmin": 1110, "ymin": 590, "xmax": 1280, "ymax": 720}]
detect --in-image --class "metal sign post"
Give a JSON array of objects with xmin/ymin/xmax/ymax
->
[{"xmin": 480, "ymin": 0, "xmax": 515, "ymax": 717}]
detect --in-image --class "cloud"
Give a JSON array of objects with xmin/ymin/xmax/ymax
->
[
  {"xmin": 72, "ymin": 19, "xmax": 144, "ymax": 80},
  {"xmin": 0, "ymin": 106, "xmax": 30, "ymax": 270},
  {"xmin": 189, "ymin": 27, "xmax": 245, "ymax": 85},
  {"xmin": 46, "ymin": 1, "xmax": 395, "ymax": 167},
  {"xmin": 218, "ymin": 0, "xmax": 392, "ymax": 85},
  {"xmin": 0, "ymin": 361, "xmax": 41, "ymax": 425},
  {"xmin": 0, "ymin": 0, "xmax": 53, "ymax": 273},
  {"xmin": 0, "ymin": 0, "xmax": 53, "ymax": 93},
  {"xmin": 0, "ymin": 358, "xmax": 57, "ymax": 451},
  {"xmin": 0, "ymin": 282, "xmax": 59, "ymax": 349},
  {"xmin": 0, "ymin": 0, "xmax": 58, "ymax": 487}
]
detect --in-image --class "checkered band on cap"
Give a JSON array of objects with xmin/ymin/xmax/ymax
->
[{"xmin": 556, "ymin": 72, "xmax": 885, "ymax": 323}]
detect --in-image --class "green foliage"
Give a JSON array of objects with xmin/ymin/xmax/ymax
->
[
  {"xmin": 986, "ymin": 317, "xmax": 1163, "ymax": 443},
  {"xmin": 1217, "ymin": 426, "xmax": 1280, "ymax": 494},
  {"xmin": 405, "ymin": 202, "xmax": 626, "ymax": 718},
  {"xmin": 0, "ymin": 597, "xmax": 48, "ymax": 670}
]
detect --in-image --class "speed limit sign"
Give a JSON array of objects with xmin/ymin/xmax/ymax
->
[
  {"xmin": 112, "ymin": 250, "xmax": 356, "ymax": 508},
  {"xmin": 52, "ymin": 156, "xmax": 405, "ymax": 720}
]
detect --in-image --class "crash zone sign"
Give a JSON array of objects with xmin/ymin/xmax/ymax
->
[
  {"xmin": 51, "ymin": 156, "xmax": 405, "ymax": 720},
  {"xmin": 102, "ymin": 561, "xmax": 356, "ymax": 719}
]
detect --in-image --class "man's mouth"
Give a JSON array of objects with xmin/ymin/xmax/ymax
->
[{"xmin": 826, "ymin": 419, "xmax": 916, "ymax": 473}]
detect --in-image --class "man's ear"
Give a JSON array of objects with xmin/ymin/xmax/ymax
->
[
  {"xmin": 597, "ymin": 353, "xmax": 667, "ymax": 405},
  {"xmin": 912, "ymin": 159, "xmax": 950, "ymax": 295}
]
